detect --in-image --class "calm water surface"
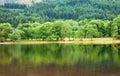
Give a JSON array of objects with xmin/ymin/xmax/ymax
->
[{"xmin": 0, "ymin": 43, "xmax": 120, "ymax": 76}]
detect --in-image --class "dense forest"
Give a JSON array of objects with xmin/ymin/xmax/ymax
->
[
  {"xmin": 0, "ymin": 0, "xmax": 120, "ymax": 27},
  {"xmin": 0, "ymin": 0, "xmax": 120, "ymax": 41}
]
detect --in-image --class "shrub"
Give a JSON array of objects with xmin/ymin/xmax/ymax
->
[
  {"xmin": 113, "ymin": 35, "xmax": 120, "ymax": 40},
  {"xmin": 0, "ymin": 37, "xmax": 5, "ymax": 42}
]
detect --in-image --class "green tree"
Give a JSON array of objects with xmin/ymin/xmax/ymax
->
[
  {"xmin": 9, "ymin": 29, "xmax": 25, "ymax": 40},
  {"xmin": 0, "ymin": 23, "xmax": 13, "ymax": 41},
  {"xmin": 89, "ymin": 19, "xmax": 107, "ymax": 37},
  {"xmin": 31, "ymin": 22, "xmax": 41, "ymax": 39},
  {"xmin": 82, "ymin": 23, "xmax": 100, "ymax": 40},
  {"xmin": 65, "ymin": 20, "xmax": 79, "ymax": 40},
  {"xmin": 87, "ymin": 26, "xmax": 99, "ymax": 41},
  {"xmin": 17, "ymin": 23, "xmax": 34, "ymax": 39},
  {"xmin": 105, "ymin": 20, "xmax": 112, "ymax": 37},
  {"xmin": 36, "ymin": 22, "xmax": 53, "ymax": 40},
  {"xmin": 50, "ymin": 20, "xmax": 72, "ymax": 40},
  {"xmin": 112, "ymin": 15, "xmax": 120, "ymax": 37},
  {"xmin": 50, "ymin": 20, "xmax": 65, "ymax": 40},
  {"xmin": 77, "ymin": 26, "xmax": 85, "ymax": 41}
]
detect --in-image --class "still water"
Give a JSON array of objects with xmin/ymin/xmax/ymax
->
[{"xmin": 0, "ymin": 43, "xmax": 120, "ymax": 76}]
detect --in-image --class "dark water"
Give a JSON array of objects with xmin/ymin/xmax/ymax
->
[{"xmin": 0, "ymin": 44, "xmax": 120, "ymax": 76}]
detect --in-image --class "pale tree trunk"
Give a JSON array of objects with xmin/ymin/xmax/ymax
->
[
  {"xmin": 80, "ymin": 37, "xmax": 83, "ymax": 41},
  {"xmin": 91, "ymin": 37, "xmax": 93, "ymax": 41}
]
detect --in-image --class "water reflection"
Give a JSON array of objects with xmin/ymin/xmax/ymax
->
[
  {"xmin": 0, "ymin": 44, "xmax": 120, "ymax": 66},
  {"xmin": 0, "ymin": 44, "xmax": 120, "ymax": 76}
]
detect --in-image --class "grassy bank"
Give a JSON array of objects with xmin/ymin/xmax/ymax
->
[{"xmin": 0, "ymin": 38, "xmax": 120, "ymax": 45}]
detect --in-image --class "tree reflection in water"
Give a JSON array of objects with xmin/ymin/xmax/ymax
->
[{"xmin": 0, "ymin": 44, "xmax": 120, "ymax": 76}]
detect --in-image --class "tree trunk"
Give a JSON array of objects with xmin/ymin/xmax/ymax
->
[
  {"xmin": 80, "ymin": 37, "xmax": 83, "ymax": 41},
  {"xmin": 72, "ymin": 38, "xmax": 74, "ymax": 41},
  {"xmin": 42, "ymin": 38, "xmax": 45, "ymax": 41},
  {"xmin": 60, "ymin": 38, "xmax": 63, "ymax": 41},
  {"xmin": 69, "ymin": 37, "xmax": 71, "ymax": 41},
  {"xmin": 57, "ymin": 38, "xmax": 59, "ymax": 41},
  {"xmin": 91, "ymin": 37, "xmax": 93, "ymax": 41}
]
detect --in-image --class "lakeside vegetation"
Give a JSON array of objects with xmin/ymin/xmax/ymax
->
[
  {"xmin": 0, "ymin": 0, "xmax": 120, "ymax": 42},
  {"xmin": 0, "ymin": 1, "xmax": 120, "ymax": 76},
  {"xmin": 0, "ymin": 14, "xmax": 120, "ymax": 42}
]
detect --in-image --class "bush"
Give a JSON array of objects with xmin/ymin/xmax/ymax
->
[
  {"xmin": 0, "ymin": 37, "xmax": 5, "ymax": 42},
  {"xmin": 113, "ymin": 35, "xmax": 120, "ymax": 40}
]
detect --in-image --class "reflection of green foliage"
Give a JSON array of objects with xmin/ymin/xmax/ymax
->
[
  {"xmin": 0, "ymin": 45, "xmax": 13, "ymax": 65},
  {"xmin": 0, "ymin": 44, "xmax": 120, "ymax": 67}
]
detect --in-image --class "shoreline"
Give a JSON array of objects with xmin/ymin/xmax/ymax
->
[{"xmin": 0, "ymin": 38, "xmax": 120, "ymax": 45}]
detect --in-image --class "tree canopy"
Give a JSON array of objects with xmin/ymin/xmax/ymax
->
[
  {"xmin": 0, "ymin": 14, "xmax": 120, "ymax": 41},
  {"xmin": 0, "ymin": 0, "xmax": 120, "ymax": 27}
]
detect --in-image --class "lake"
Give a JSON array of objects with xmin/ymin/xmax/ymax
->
[{"xmin": 0, "ymin": 43, "xmax": 120, "ymax": 76}]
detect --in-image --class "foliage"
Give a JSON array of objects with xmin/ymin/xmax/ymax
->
[
  {"xmin": 0, "ymin": 14, "xmax": 120, "ymax": 41},
  {"xmin": 0, "ymin": 44, "xmax": 120, "ymax": 66},
  {"xmin": 112, "ymin": 15, "xmax": 120, "ymax": 37},
  {"xmin": 0, "ymin": 23, "xmax": 13, "ymax": 40},
  {"xmin": 1, "ymin": 0, "xmax": 120, "ymax": 27},
  {"xmin": 77, "ymin": 26, "xmax": 85, "ymax": 41},
  {"xmin": 9, "ymin": 29, "xmax": 24, "ymax": 40}
]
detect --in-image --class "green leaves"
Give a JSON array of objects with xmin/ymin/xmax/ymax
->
[
  {"xmin": 1, "ymin": 14, "xmax": 120, "ymax": 41},
  {"xmin": 0, "ymin": 23, "xmax": 13, "ymax": 41},
  {"xmin": 9, "ymin": 29, "xmax": 25, "ymax": 40},
  {"xmin": 1, "ymin": 0, "xmax": 120, "ymax": 27},
  {"xmin": 112, "ymin": 15, "xmax": 120, "ymax": 36}
]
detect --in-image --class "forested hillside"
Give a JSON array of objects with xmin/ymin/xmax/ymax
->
[
  {"xmin": 0, "ymin": 0, "xmax": 120, "ymax": 27},
  {"xmin": 0, "ymin": 0, "xmax": 120, "ymax": 41},
  {"xmin": 0, "ymin": 0, "xmax": 43, "ymax": 5}
]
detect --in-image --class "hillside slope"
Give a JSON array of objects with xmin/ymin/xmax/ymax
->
[
  {"xmin": 0, "ymin": 0, "xmax": 120, "ymax": 27},
  {"xmin": 26, "ymin": 0, "xmax": 120, "ymax": 20},
  {"xmin": 0, "ymin": 0, "xmax": 43, "ymax": 5}
]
